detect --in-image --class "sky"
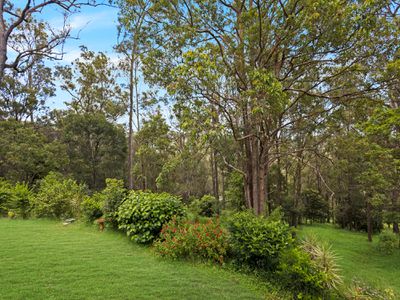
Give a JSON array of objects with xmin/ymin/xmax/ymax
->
[{"xmin": 40, "ymin": 4, "xmax": 121, "ymax": 110}]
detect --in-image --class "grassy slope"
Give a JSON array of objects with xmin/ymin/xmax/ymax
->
[
  {"xmin": 299, "ymin": 224, "xmax": 400, "ymax": 295},
  {"xmin": 0, "ymin": 219, "xmax": 278, "ymax": 300}
]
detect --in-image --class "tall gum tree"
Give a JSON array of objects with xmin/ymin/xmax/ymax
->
[
  {"xmin": 0, "ymin": 0, "xmax": 98, "ymax": 79},
  {"xmin": 118, "ymin": 0, "xmax": 400, "ymax": 215}
]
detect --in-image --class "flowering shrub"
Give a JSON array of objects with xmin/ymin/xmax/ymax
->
[{"xmin": 154, "ymin": 218, "xmax": 229, "ymax": 264}]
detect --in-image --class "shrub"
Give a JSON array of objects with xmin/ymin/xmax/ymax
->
[
  {"xmin": 0, "ymin": 180, "xmax": 32, "ymax": 218},
  {"xmin": 154, "ymin": 217, "xmax": 228, "ymax": 264},
  {"xmin": 190, "ymin": 194, "xmax": 219, "ymax": 217},
  {"xmin": 227, "ymin": 210, "xmax": 294, "ymax": 269},
  {"xmin": 81, "ymin": 194, "xmax": 103, "ymax": 223},
  {"xmin": 377, "ymin": 230, "xmax": 399, "ymax": 255},
  {"xmin": 0, "ymin": 179, "xmax": 14, "ymax": 216},
  {"xmin": 33, "ymin": 172, "xmax": 86, "ymax": 219},
  {"xmin": 301, "ymin": 235, "xmax": 343, "ymax": 290},
  {"xmin": 11, "ymin": 183, "xmax": 33, "ymax": 219},
  {"xmin": 277, "ymin": 247, "xmax": 327, "ymax": 299},
  {"xmin": 101, "ymin": 178, "xmax": 127, "ymax": 228},
  {"xmin": 117, "ymin": 191, "xmax": 185, "ymax": 243}
]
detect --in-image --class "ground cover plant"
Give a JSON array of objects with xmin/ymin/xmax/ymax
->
[
  {"xmin": 300, "ymin": 224, "xmax": 400, "ymax": 297},
  {"xmin": 0, "ymin": 218, "xmax": 285, "ymax": 300}
]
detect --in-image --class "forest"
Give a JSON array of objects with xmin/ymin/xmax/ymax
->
[{"xmin": 0, "ymin": 1, "xmax": 399, "ymax": 299}]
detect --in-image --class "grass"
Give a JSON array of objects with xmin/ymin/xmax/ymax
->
[
  {"xmin": 299, "ymin": 223, "xmax": 400, "ymax": 295},
  {"xmin": 0, "ymin": 218, "xmax": 282, "ymax": 300}
]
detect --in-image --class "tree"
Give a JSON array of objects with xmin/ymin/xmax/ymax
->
[
  {"xmin": 0, "ymin": 0, "xmax": 98, "ymax": 79},
  {"xmin": 118, "ymin": 0, "xmax": 399, "ymax": 215},
  {"xmin": 132, "ymin": 113, "xmax": 171, "ymax": 191},
  {"xmin": 0, "ymin": 120, "xmax": 67, "ymax": 184},
  {"xmin": 56, "ymin": 47, "xmax": 127, "ymax": 121},
  {"xmin": 0, "ymin": 60, "xmax": 54, "ymax": 121},
  {"xmin": 59, "ymin": 112, "xmax": 127, "ymax": 190},
  {"xmin": 114, "ymin": 0, "xmax": 151, "ymax": 189}
]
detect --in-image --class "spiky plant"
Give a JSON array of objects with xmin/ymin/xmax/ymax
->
[{"xmin": 301, "ymin": 235, "xmax": 343, "ymax": 290}]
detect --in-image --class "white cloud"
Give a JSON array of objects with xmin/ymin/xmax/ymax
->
[{"xmin": 62, "ymin": 49, "xmax": 82, "ymax": 63}]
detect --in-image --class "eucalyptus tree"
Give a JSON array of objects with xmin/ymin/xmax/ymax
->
[
  {"xmin": 118, "ymin": 0, "xmax": 399, "ymax": 215},
  {"xmin": 56, "ymin": 47, "xmax": 127, "ymax": 121},
  {"xmin": 0, "ymin": 0, "xmax": 99, "ymax": 79},
  {"xmin": 114, "ymin": 0, "xmax": 152, "ymax": 189},
  {"xmin": 0, "ymin": 60, "xmax": 54, "ymax": 121}
]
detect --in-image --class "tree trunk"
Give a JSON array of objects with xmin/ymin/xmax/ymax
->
[
  {"xmin": 0, "ymin": 0, "xmax": 7, "ymax": 80},
  {"xmin": 211, "ymin": 149, "xmax": 219, "ymax": 201},
  {"xmin": 293, "ymin": 152, "xmax": 303, "ymax": 227},
  {"xmin": 127, "ymin": 55, "xmax": 134, "ymax": 190}
]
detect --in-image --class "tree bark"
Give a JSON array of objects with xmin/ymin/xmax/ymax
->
[
  {"xmin": 127, "ymin": 52, "xmax": 135, "ymax": 190},
  {"xmin": 0, "ymin": 0, "xmax": 6, "ymax": 79}
]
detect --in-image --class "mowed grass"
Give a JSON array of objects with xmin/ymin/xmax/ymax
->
[
  {"xmin": 0, "ymin": 219, "xmax": 274, "ymax": 300},
  {"xmin": 300, "ymin": 224, "xmax": 400, "ymax": 295}
]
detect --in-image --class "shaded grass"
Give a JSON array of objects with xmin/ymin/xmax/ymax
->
[
  {"xmin": 299, "ymin": 224, "xmax": 400, "ymax": 295},
  {"xmin": 0, "ymin": 218, "xmax": 280, "ymax": 300}
]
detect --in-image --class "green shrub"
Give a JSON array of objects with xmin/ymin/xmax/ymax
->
[
  {"xmin": 154, "ymin": 217, "xmax": 228, "ymax": 264},
  {"xmin": 11, "ymin": 183, "xmax": 33, "ymax": 219},
  {"xmin": 0, "ymin": 179, "xmax": 14, "ymax": 216},
  {"xmin": 117, "ymin": 191, "xmax": 185, "ymax": 243},
  {"xmin": 277, "ymin": 247, "xmax": 326, "ymax": 299},
  {"xmin": 227, "ymin": 210, "xmax": 294, "ymax": 269},
  {"xmin": 101, "ymin": 178, "xmax": 126, "ymax": 228},
  {"xmin": 81, "ymin": 195, "xmax": 103, "ymax": 223},
  {"xmin": 33, "ymin": 172, "xmax": 86, "ymax": 219},
  {"xmin": 0, "ymin": 179, "xmax": 32, "ymax": 218},
  {"xmin": 377, "ymin": 230, "xmax": 399, "ymax": 255},
  {"xmin": 190, "ymin": 194, "xmax": 219, "ymax": 217}
]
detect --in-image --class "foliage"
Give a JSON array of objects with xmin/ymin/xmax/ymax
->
[
  {"xmin": 301, "ymin": 235, "xmax": 343, "ymax": 290},
  {"xmin": 32, "ymin": 172, "xmax": 86, "ymax": 219},
  {"xmin": 55, "ymin": 46, "xmax": 127, "ymax": 120},
  {"xmin": 377, "ymin": 231, "xmax": 399, "ymax": 255},
  {"xmin": 0, "ymin": 178, "xmax": 13, "ymax": 216},
  {"xmin": 100, "ymin": 178, "xmax": 127, "ymax": 228},
  {"xmin": 7, "ymin": 210, "xmax": 16, "ymax": 219},
  {"xmin": 0, "ymin": 179, "xmax": 32, "ymax": 218},
  {"xmin": 277, "ymin": 247, "xmax": 327, "ymax": 299},
  {"xmin": 81, "ymin": 195, "xmax": 103, "ymax": 223},
  {"xmin": 301, "ymin": 189, "xmax": 329, "ymax": 223},
  {"xmin": 117, "ymin": 191, "xmax": 185, "ymax": 243},
  {"xmin": 59, "ymin": 112, "xmax": 127, "ymax": 190},
  {"xmin": 10, "ymin": 183, "xmax": 33, "ymax": 219},
  {"xmin": 0, "ymin": 120, "xmax": 67, "ymax": 184},
  {"xmin": 0, "ymin": 62, "xmax": 54, "ymax": 122},
  {"xmin": 227, "ymin": 210, "xmax": 294, "ymax": 269},
  {"xmin": 224, "ymin": 171, "xmax": 245, "ymax": 211},
  {"xmin": 189, "ymin": 194, "xmax": 219, "ymax": 217},
  {"xmin": 154, "ymin": 217, "xmax": 228, "ymax": 264},
  {"xmin": 346, "ymin": 279, "xmax": 396, "ymax": 300},
  {"xmin": 134, "ymin": 113, "xmax": 172, "ymax": 191}
]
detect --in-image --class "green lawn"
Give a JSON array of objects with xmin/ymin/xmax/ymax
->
[
  {"xmin": 0, "ymin": 219, "xmax": 278, "ymax": 300},
  {"xmin": 299, "ymin": 224, "xmax": 400, "ymax": 295}
]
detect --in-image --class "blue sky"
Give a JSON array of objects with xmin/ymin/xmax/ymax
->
[{"xmin": 40, "ymin": 4, "xmax": 120, "ymax": 109}]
